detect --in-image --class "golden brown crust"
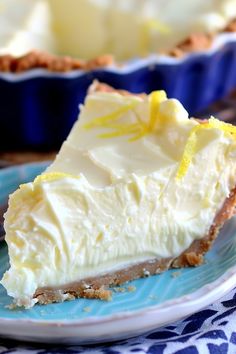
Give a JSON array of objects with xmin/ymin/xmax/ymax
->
[
  {"xmin": 0, "ymin": 51, "xmax": 114, "ymax": 73},
  {"xmin": 167, "ymin": 19, "xmax": 236, "ymax": 57},
  {"xmin": 88, "ymin": 80, "xmax": 145, "ymax": 97},
  {"xmin": 168, "ymin": 34, "xmax": 213, "ymax": 58},
  {"xmin": 36, "ymin": 287, "xmax": 112, "ymax": 304},
  {"xmin": 169, "ymin": 19, "xmax": 236, "ymax": 58},
  {"xmin": 34, "ymin": 186, "xmax": 236, "ymax": 304},
  {"xmin": 224, "ymin": 19, "xmax": 236, "ymax": 32},
  {"xmin": 0, "ymin": 19, "xmax": 235, "ymax": 72},
  {"xmin": 0, "ymin": 151, "xmax": 56, "ymax": 165}
]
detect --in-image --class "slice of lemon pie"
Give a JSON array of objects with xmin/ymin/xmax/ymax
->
[{"xmin": 2, "ymin": 82, "xmax": 236, "ymax": 308}]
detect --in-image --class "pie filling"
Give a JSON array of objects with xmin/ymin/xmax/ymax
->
[
  {"xmin": 1, "ymin": 83, "xmax": 236, "ymax": 308},
  {"xmin": 33, "ymin": 184, "xmax": 236, "ymax": 306},
  {"xmin": 0, "ymin": 0, "xmax": 236, "ymax": 61}
]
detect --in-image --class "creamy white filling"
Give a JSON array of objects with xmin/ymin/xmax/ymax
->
[
  {"xmin": 48, "ymin": 0, "xmax": 236, "ymax": 59},
  {"xmin": 0, "ymin": 0, "xmax": 236, "ymax": 59},
  {"xmin": 0, "ymin": 0, "xmax": 56, "ymax": 57},
  {"xmin": 1, "ymin": 91, "xmax": 236, "ymax": 307}
]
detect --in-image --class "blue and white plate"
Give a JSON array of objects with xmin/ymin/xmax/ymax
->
[{"xmin": 0, "ymin": 162, "xmax": 236, "ymax": 345}]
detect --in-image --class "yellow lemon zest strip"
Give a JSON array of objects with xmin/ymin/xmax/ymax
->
[
  {"xmin": 34, "ymin": 172, "xmax": 79, "ymax": 184},
  {"xmin": 149, "ymin": 90, "xmax": 167, "ymax": 130},
  {"xmin": 98, "ymin": 123, "xmax": 140, "ymax": 139},
  {"xmin": 176, "ymin": 117, "xmax": 236, "ymax": 180},
  {"xmin": 98, "ymin": 90, "xmax": 166, "ymax": 140},
  {"xmin": 129, "ymin": 126, "xmax": 149, "ymax": 141},
  {"xmin": 175, "ymin": 125, "xmax": 201, "ymax": 181},
  {"xmin": 84, "ymin": 102, "xmax": 138, "ymax": 130},
  {"xmin": 98, "ymin": 122, "xmax": 140, "ymax": 130},
  {"xmin": 145, "ymin": 19, "xmax": 171, "ymax": 34},
  {"xmin": 141, "ymin": 19, "xmax": 171, "ymax": 55},
  {"xmin": 83, "ymin": 90, "xmax": 168, "ymax": 141}
]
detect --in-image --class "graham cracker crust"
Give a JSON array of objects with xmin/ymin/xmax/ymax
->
[
  {"xmin": 0, "ymin": 151, "xmax": 56, "ymax": 166},
  {"xmin": 34, "ymin": 186, "xmax": 236, "ymax": 305},
  {"xmin": 0, "ymin": 19, "xmax": 235, "ymax": 72},
  {"xmin": 0, "ymin": 52, "xmax": 114, "ymax": 73},
  {"xmin": 168, "ymin": 19, "xmax": 235, "ymax": 57}
]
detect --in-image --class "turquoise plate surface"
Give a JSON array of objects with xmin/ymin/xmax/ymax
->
[{"xmin": 0, "ymin": 162, "xmax": 236, "ymax": 344}]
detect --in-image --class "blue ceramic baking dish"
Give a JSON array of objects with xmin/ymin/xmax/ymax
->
[{"xmin": 1, "ymin": 32, "xmax": 236, "ymax": 150}]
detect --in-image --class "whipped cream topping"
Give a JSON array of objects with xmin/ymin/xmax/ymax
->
[
  {"xmin": 0, "ymin": 0, "xmax": 55, "ymax": 57},
  {"xmin": 0, "ymin": 0, "xmax": 236, "ymax": 59},
  {"xmin": 47, "ymin": 0, "xmax": 236, "ymax": 59},
  {"xmin": 2, "ymin": 90, "xmax": 236, "ymax": 307}
]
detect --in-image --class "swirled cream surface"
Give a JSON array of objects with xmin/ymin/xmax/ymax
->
[
  {"xmin": 0, "ymin": 0, "xmax": 55, "ymax": 57},
  {"xmin": 49, "ymin": 0, "xmax": 236, "ymax": 59},
  {"xmin": 2, "ymin": 89, "xmax": 236, "ymax": 308},
  {"xmin": 1, "ymin": 0, "xmax": 236, "ymax": 59}
]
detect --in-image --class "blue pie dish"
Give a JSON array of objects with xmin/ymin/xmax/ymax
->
[{"xmin": 1, "ymin": 32, "xmax": 236, "ymax": 150}]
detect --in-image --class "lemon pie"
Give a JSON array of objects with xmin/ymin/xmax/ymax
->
[{"xmin": 1, "ymin": 82, "xmax": 236, "ymax": 308}]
